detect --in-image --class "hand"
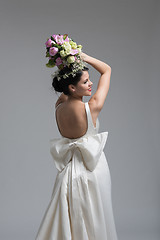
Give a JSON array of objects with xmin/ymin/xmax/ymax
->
[{"xmin": 80, "ymin": 52, "xmax": 88, "ymax": 62}]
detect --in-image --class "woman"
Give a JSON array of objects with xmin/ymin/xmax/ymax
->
[
  {"xmin": 35, "ymin": 52, "xmax": 118, "ymax": 240},
  {"xmin": 54, "ymin": 53, "xmax": 111, "ymax": 139}
]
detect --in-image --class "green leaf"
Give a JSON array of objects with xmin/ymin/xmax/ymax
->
[
  {"xmin": 48, "ymin": 58, "xmax": 55, "ymax": 65},
  {"xmin": 46, "ymin": 52, "xmax": 50, "ymax": 57},
  {"xmin": 54, "ymin": 43, "xmax": 59, "ymax": 48},
  {"xmin": 45, "ymin": 58, "xmax": 56, "ymax": 68},
  {"xmin": 46, "ymin": 63, "xmax": 54, "ymax": 68},
  {"xmin": 63, "ymin": 34, "xmax": 68, "ymax": 40}
]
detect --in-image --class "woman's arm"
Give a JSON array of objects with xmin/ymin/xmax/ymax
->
[
  {"xmin": 80, "ymin": 52, "xmax": 111, "ymax": 110},
  {"xmin": 55, "ymin": 93, "xmax": 68, "ymax": 108}
]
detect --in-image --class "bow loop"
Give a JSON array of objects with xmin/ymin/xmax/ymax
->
[{"xmin": 50, "ymin": 132, "xmax": 108, "ymax": 172}]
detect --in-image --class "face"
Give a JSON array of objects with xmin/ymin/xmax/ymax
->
[{"xmin": 69, "ymin": 71, "xmax": 93, "ymax": 97}]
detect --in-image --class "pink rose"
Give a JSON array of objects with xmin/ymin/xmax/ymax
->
[
  {"xmin": 52, "ymin": 34, "xmax": 65, "ymax": 45},
  {"xmin": 45, "ymin": 39, "xmax": 55, "ymax": 48},
  {"xmin": 49, "ymin": 47, "xmax": 58, "ymax": 56},
  {"xmin": 70, "ymin": 49, "xmax": 79, "ymax": 55},
  {"xmin": 56, "ymin": 57, "xmax": 63, "ymax": 66},
  {"xmin": 52, "ymin": 34, "xmax": 57, "ymax": 41}
]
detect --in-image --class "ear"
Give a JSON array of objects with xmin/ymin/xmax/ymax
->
[{"xmin": 68, "ymin": 84, "xmax": 76, "ymax": 93}]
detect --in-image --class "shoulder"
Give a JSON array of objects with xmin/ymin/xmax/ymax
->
[{"xmin": 55, "ymin": 93, "xmax": 68, "ymax": 109}]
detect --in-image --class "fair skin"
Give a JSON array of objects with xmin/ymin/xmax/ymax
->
[{"xmin": 55, "ymin": 52, "xmax": 111, "ymax": 139}]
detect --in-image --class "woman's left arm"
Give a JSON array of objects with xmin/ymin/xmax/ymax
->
[{"xmin": 55, "ymin": 93, "xmax": 68, "ymax": 108}]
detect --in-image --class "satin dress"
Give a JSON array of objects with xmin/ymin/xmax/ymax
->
[{"xmin": 35, "ymin": 102, "xmax": 118, "ymax": 240}]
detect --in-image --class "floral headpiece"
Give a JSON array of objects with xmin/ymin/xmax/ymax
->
[{"xmin": 45, "ymin": 34, "xmax": 88, "ymax": 81}]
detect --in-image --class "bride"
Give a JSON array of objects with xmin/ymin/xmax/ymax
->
[{"xmin": 35, "ymin": 50, "xmax": 118, "ymax": 240}]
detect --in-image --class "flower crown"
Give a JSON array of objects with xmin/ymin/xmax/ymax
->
[{"xmin": 45, "ymin": 34, "xmax": 88, "ymax": 81}]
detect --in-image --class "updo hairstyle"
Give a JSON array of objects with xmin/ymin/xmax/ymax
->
[{"xmin": 52, "ymin": 66, "xmax": 89, "ymax": 95}]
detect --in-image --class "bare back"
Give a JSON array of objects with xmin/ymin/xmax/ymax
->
[{"xmin": 55, "ymin": 100, "xmax": 99, "ymax": 139}]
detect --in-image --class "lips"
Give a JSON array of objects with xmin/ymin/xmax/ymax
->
[{"xmin": 88, "ymin": 88, "xmax": 92, "ymax": 91}]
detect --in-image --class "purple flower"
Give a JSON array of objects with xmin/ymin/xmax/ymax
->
[
  {"xmin": 45, "ymin": 39, "xmax": 55, "ymax": 48},
  {"xmin": 49, "ymin": 47, "xmax": 58, "ymax": 56},
  {"xmin": 56, "ymin": 57, "xmax": 63, "ymax": 66}
]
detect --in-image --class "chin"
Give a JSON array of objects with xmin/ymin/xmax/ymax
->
[{"xmin": 84, "ymin": 90, "xmax": 92, "ymax": 96}]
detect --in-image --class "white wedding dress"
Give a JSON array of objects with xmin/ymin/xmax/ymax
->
[{"xmin": 35, "ymin": 102, "xmax": 118, "ymax": 240}]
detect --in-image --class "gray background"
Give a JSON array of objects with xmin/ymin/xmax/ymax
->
[{"xmin": 0, "ymin": 0, "xmax": 160, "ymax": 239}]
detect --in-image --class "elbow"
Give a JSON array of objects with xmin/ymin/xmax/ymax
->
[
  {"xmin": 104, "ymin": 66, "xmax": 111, "ymax": 75},
  {"xmin": 105, "ymin": 66, "xmax": 111, "ymax": 73}
]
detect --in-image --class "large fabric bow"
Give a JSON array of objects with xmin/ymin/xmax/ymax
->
[
  {"xmin": 49, "ymin": 131, "xmax": 108, "ymax": 172},
  {"xmin": 34, "ymin": 132, "xmax": 109, "ymax": 240}
]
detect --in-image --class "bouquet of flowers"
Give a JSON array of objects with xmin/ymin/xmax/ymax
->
[{"xmin": 45, "ymin": 34, "xmax": 87, "ymax": 80}]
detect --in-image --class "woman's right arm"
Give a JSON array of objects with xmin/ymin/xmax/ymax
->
[{"xmin": 80, "ymin": 52, "xmax": 111, "ymax": 111}]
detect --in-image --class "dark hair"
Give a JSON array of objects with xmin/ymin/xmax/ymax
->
[{"xmin": 52, "ymin": 66, "xmax": 89, "ymax": 95}]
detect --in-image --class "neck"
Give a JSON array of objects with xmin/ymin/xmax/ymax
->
[{"xmin": 67, "ymin": 95, "xmax": 83, "ymax": 102}]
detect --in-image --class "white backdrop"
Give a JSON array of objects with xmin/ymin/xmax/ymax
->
[{"xmin": 0, "ymin": 0, "xmax": 160, "ymax": 239}]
